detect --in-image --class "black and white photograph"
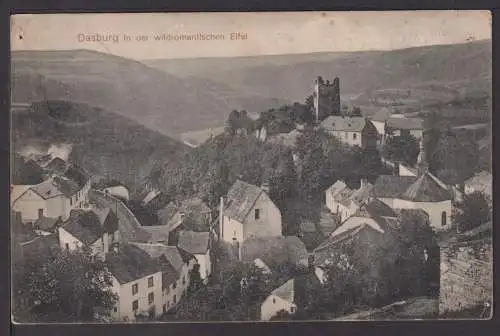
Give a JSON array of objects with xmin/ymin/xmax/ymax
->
[{"xmin": 10, "ymin": 11, "xmax": 492, "ymax": 323}]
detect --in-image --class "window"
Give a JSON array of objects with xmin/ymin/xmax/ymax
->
[
  {"xmin": 272, "ymin": 298, "xmax": 276, "ymax": 304},
  {"xmin": 173, "ymin": 295, "xmax": 177, "ymax": 303},
  {"xmin": 38, "ymin": 208, "xmax": 44, "ymax": 218},
  {"xmin": 167, "ymin": 301, "xmax": 170, "ymax": 308},
  {"xmin": 441, "ymin": 211, "xmax": 447, "ymax": 227},
  {"xmin": 163, "ymin": 304, "xmax": 167, "ymax": 313},
  {"xmin": 148, "ymin": 276, "xmax": 154, "ymax": 288},
  {"xmin": 182, "ymin": 276, "xmax": 186, "ymax": 285},
  {"xmin": 291, "ymin": 307, "xmax": 295, "ymax": 313},
  {"xmin": 172, "ymin": 282, "xmax": 177, "ymax": 290},
  {"xmin": 65, "ymin": 243, "xmax": 69, "ymax": 250},
  {"xmin": 70, "ymin": 198, "xmax": 73, "ymax": 206},
  {"xmin": 132, "ymin": 300, "xmax": 138, "ymax": 311},
  {"xmin": 254, "ymin": 208, "xmax": 260, "ymax": 220},
  {"xmin": 113, "ymin": 307, "xmax": 118, "ymax": 313},
  {"xmin": 353, "ymin": 133, "xmax": 357, "ymax": 140},
  {"xmin": 148, "ymin": 292, "xmax": 154, "ymax": 305},
  {"xmin": 132, "ymin": 283, "xmax": 138, "ymax": 295}
]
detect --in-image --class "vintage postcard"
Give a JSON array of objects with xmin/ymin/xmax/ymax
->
[{"xmin": 10, "ymin": 11, "xmax": 492, "ymax": 323}]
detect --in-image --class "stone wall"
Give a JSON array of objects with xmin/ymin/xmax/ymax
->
[
  {"xmin": 439, "ymin": 239, "xmax": 492, "ymax": 315},
  {"xmin": 313, "ymin": 76, "xmax": 340, "ymax": 122}
]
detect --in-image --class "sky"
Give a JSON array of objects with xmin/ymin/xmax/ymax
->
[{"xmin": 11, "ymin": 11, "xmax": 491, "ymax": 60}]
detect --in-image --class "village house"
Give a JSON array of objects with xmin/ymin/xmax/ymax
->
[
  {"xmin": 58, "ymin": 207, "xmax": 120, "ymax": 260},
  {"xmin": 372, "ymin": 171, "xmax": 453, "ymax": 231},
  {"xmin": 439, "ymin": 222, "xmax": 492, "ymax": 317},
  {"xmin": 320, "ymin": 116, "xmax": 378, "ymax": 149},
  {"xmin": 369, "ymin": 109, "xmax": 424, "ymax": 147},
  {"xmin": 219, "ymin": 180, "xmax": 282, "ymax": 247},
  {"xmin": 325, "ymin": 178, "xmax": 373, "ymax": 223},
  {"xmin": 104, "ymin": 184, "xmax": 130, "ymax": 201},
  {"xmin": 177, "ymin": 230, "xmax": 212, "ymax": 283},
  {"xmin": 464, "ymin": 171, "xmax": 492, "ymax": 200},
  {"xmin": 11, "ymin": 158, "xmax": 91, "ymax": 224},
  {"xmin": 260, "ymin": 278, "xmax": 297, "ymax": 321},
  {"xmin": 131, "ymin": 243, "xmax": 198, "ymax": 314},
  {"xmin": 107, "ymin": 244, "xmax": 164, "ymax": 321}
]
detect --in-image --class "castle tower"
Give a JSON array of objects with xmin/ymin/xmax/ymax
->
[{"xmin": 313, "ymin": 76, "xmax": 341, "ymax": 123}]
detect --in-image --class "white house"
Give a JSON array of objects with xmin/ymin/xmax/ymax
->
[
  {"xmin": 372, "ymin": 172, "xmax": 453, "ymax": 231},
  {"xmin": 325, "ymin": 179, "xmax": 373, "ymax": 223},
  {"xmin": 177, "ymin": 230, "xmax": 212, "ymax": 283},
  {"xmin": 11, "ymin": 163, "xmax": 91, "ymax": 223},
  {"xmin": 260, "ymin": 278, "xmax": 297, "ymax": 321},
  {"xmin": 320, "ymin": 116, "xmax": 379, "ymax": 149},
  {"xmin": 219, "ymin": 180, "xmax": 282, "ymax": 246},
  {"xmin": 58, "ymin": 207, "xmax": 119, "ymax": 259},
  {"xmin": 131, "ymin": 243, "xmax": 198, "ymax": 314},
  {"xmin": 107, "ymin": 244, "xmax": 164, "ymax": 321}
]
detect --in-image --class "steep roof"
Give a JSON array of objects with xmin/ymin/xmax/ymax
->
[
  {"xmin": 271, "ymin": 278, "xmax": 295, "ymax": 303},
  {"xmin": 177, "ymin": 230, "xmax": 210, "ymax": 255},
  {"xmin": 386, "ymin": 117, "xmax": 424, "ymax": 130},
  {"xmin": 62, "ymin": 208, "xmax": 117, "ymax": 245},
  {"xmin": 241, "ymin": 236, "xmax": 308, "ymax": 269},
  {"xmin": 159, "ymin": 197, "xmax": 211, "ymax": 232},
  {"xmin": 131, "ymin": 243, "xmax": 186, "ymax": 274},
  {"xmin": 353, "ymin": 198, "xmax": 398, "ymax": 218},
  {"xmin": 141, "ymin": 225, "xmax": 171, "ymax": 244},
  {"xmin": 401, "ymin": 173, "xmax": 452, "ymax": 202},
  {"xmin": 106, "ymin": 244, "xmax": 160, "ymax": 284},
  {"xmin": 45, "ymin": 157, "xmax": 68, "ymax": 175},
  {"xmin": 372, "ymin": 175, "xmax": 417, "ymax": 198},
  {"xmin": 321, "ymin": 116, "xmax": 367, "ymax": 132},
  {"xmin": 224, "ymin": 180, "xmax": 265, "ymax": 223},
  {"xmin": 30, "ymin": 179, "xmax": 64, "ymax": 199}
]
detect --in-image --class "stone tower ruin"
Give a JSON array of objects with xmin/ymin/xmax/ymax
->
[{"xmin": 313, "ymin": 76, "xmax": 341, "ymax": 122}]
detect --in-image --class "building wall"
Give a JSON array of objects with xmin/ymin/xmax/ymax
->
[
  {"xmin": 392, "ymin": 199, "xmax": 452, "ymax": 231},
  {"xmin": 410, "ymin": 129, "xmax": 424, "ymax": 140},
  {"xmin": 329, "ymin": 130, "xmax": 363, "ymax": 147},
  {"xmin": 325, "ymin": 198, "xmax": 355, "ymax": 224},
  {"xmin": 361, "ymin": 123, "xmax": 379, "ymax": 149},
  {"xmin": 112, "ymin": 272, "xmax": 163, "ymax": 322},
  {"xmin": 12, "ymin": 189, "xmax": 48, "ymax": 222},
  {"xmin": 399, "ymin": 164, "xmax": 417, "ymax": 177},
  {"xmin": 222, "ymin": 216, "xmax": 244, "ymax": 243},
  {"xmin": 195, "ymin": 251, "xmax": 212, "ymax": 281},
  {"xmin": 162, "ymin": 258, "xmax": 196, "ymax": 314},
  {"xmin": 260, "ymin": 294, "xmax": 297, "ymax": 321},
  {"xmin": 243, "ymin": 192, "xmax": 282, "ymax": 240},
  {"xmin": 372, "ymin": 120, "xmax": 385, "ymax": 137},
  {"xmin": 58, "ymin": 227, "xmax": 84, "ymax": 251},
  {"xmin": 439, "ymin": 242, "xmax": 493, "ymax": 314}
]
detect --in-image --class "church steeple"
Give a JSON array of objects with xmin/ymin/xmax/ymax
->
[{"xmin": 416, "ymin": 138, "xmax": 428, "ymax": 176}]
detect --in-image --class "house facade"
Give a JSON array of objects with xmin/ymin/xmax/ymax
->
[
  {"xmin": 107, "ymin": 245, "xmax": 164, "ymax": 321},
  {"xmin": 464, "ymin": 171, "xmax": 492, "ymax": 200},
  {"xmin": 260, "ymin": 279, "xmax": 297, "ymax": 320},
  {"xmin": 177, "ymin": 230, "xmax": 212, "ymax": 282},
  {"xmin": 320, "ymin": 116, "xmax": 378, "ymax": 149},
  {"xmin": 325, "ymin": 179, "xmax": 373, "ymax": 223},
  {"xmin": 220, "ymin": 180, "xmax": 282, "ymax": 245}
]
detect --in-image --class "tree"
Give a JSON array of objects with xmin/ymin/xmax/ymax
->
[
  {"xmin": 13, "ymin": 247, "xmax": 117, "ymax": 322},
  {"xmin": 225, "ymin": 110, "xmax": 241, "ymax": 135},
  {"xmin": 453, "ymin": 191, "xmax": 491, "ymax": 232},
  {"xmin": 381, "ymin": 133, "xmax": 420, "ymax": 167}
]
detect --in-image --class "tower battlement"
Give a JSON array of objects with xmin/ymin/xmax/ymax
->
[{"xmin": 313, "ymin": 76, "xmax": 341, "ymax": 123}]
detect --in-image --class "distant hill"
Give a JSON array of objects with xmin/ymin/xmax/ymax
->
[
  {"xmin": 11, "ymin": 100, "xmax": 187, "ymax": 190},
  {"xmin": 11, "ymin": 50, "xmax": 286, "ymax": 137},
  {"xmin": 146, "ymin": 40, "xmax": 492, "ymax": 117}
]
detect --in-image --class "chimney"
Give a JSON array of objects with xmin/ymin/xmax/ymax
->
[{"xmin": 219, "ymin": 197, "xmax": 224, "ymax": 241}]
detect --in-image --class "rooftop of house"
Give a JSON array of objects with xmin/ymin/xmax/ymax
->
[
  {"xmin": 401, "ymin": 173, "xmax": 453, "ymax": 202},
  {"xmin": 241, "ymin": 236, "xmax": 308, "ymax": 270},
  {"xmin": 140, "ymin": 225, "xmax": 171, "ymax": 244},
  {"xmin": 131, "ymin": 243, "xmax": 187, "ymax": 274},
  {"xmin": 224, "ymin": 179, "xmax": 267, "ymax": 223},
  {"xmin": 386, "ymin": 117, "xmax": 424, "ymax": 130},
  {"xmin": 372, "ymin": 175, "xmax": 417, "ymax": 198},
  {"xmin": 177, "ymin": 230, "xmax": 210, "ymax": 255},
  {"xmin": 30, "ymin": 178, "xmax": 65, "ymax": 199},
  {"xmin": 45, "ymin": 157, "xmax": 68, "ymax": 175},
  {"xmin": 158, "ymin": 197, "xmax": 211, "ymax": 232},
  {"xmin": 320, "ymin": 116, "xmax": 367, "ymax": 132},
  {"xmin": 328, "ymin": 180, "xmax": 373, "ymax": 207},
  {"xmin": 271, "ymin": 278, "xmax": 295, "ymax": 303},
  {"xmin": 34, "ymin": 216, "xmax": 60, "ymax": 231},
  {"xmin": 62, "ymin": 208, "xmax": 118, "ymax": 245},
  {"xmin": 106, "ymin": 244, "xmax": 161, "ymax": 285},
  {"xmin": 353, "ymin": 198, "xmax": 398, "ymax": 218}
]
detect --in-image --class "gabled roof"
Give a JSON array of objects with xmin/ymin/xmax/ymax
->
[
  {"xmin": 131, "ymin": 243, "xmax": 187, "ymax": 274},
  {"xmin": 353, "ymin": 198, "xmax": 398, "ymax": 218},
  {"xmin": 106, "ymin": 244, "xmax": 160, "ymax": 284},
  {"xmin": 45, "ymin": 157, "xmax": 68, "ymax": 175},
  {"xmin": 62, "ymin": 208, "xmax": 117, "ymax": 245},
  {"xmin": 158, "ymin": 197, "xmax": 211, "ymax": 231},
  {"xmin": 241, "ymin": 236, "xmax": 308, "ymax": 269},
  {"xmin": 141, "ymin": 225, "xmax": 171, "ymax": 244},
  {"xmin": 271, "ymin": 278, "xmax": 295, "ymax": 303},
  {"xmin": 401, "ymin": 173, "xmax": 452, "ymax": 202},
  {"xmin": 386, "ymin": 117, "xmax": 424, "ymax": 130},
  {"xmin": 372, "ymin": 175, "xmax": 417, "ymax": 198},
  {"xmin": 224, "ymin": 180, "xmax": 265, "ymax": 223},
  {"xmin": 320, "ymin": 116, "xmax": 367, "ymax": 132},
  {"xmin": 465, "ymin": 171, "xmax": 492, "ymax": 188},
  {"xmin": 30, "ymin": 179, "xmax": 64, "ymax": 199},
  {"xmin": 177, "ymin": 230, "xmax": 210, "ymax": 255}
]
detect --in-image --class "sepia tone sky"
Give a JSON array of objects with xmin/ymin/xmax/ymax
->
[{"xmin": 11, "ymin": 11, "xmax": 491, "ymax": 60}]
